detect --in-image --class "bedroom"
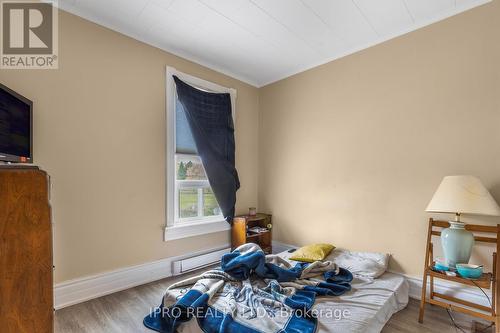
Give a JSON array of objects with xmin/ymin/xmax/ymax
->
[{"xmin": 0, "ymin": 0, "xmax": 499, "ymax": 332}]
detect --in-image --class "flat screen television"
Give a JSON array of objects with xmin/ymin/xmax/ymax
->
[{"xmin": 0, "ymin": 84, "xmax": 33, "ymax": 163}]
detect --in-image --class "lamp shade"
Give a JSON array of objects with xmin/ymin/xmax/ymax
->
[{"xmin": 426, "ymin": 176, "xmax": 500, "ymax": 216}]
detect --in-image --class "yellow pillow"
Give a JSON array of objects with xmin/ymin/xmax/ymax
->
[{"xmin": 289, "ymin": 243, "xmax": 335, "ymax": 263}]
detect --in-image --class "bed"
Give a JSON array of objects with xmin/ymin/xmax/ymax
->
[{"xmin": 174, "ymin": 248, "xmax": 409, "ymax": 333}]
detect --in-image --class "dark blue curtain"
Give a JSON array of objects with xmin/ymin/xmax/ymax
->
[{"xmin": 173, "ymin": 76, "xmax": 239, "ymax": 222}]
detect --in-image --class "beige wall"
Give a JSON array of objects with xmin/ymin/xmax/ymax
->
[
  {"xmin": 0, "ymin": 11, "xmax": 259, "ymax": 283},
  {"xmin": 259, "ymin": 1, "xmax": 500, "ymax": 277},
  {"xmin": 2, "ymin": 2, "xmax": 499, "ymax": 284}
]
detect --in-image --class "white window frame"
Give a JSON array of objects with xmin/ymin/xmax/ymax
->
[{"xmin": 164, "ymin": 67, "xmax": 236, "ymax": 241}]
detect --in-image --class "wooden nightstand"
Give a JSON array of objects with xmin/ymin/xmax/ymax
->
[{"xmin": 231, "ymin": 213, "xmax": 272, "ymax": 254}]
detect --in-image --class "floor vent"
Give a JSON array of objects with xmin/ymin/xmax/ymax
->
[{"xmin": 172, "ymin": 248, "xmax": 230, "ymax": 275}]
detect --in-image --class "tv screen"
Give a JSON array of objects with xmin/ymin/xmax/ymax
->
[{"xmin": 0, "ymin": 84, "xmax": 32, "ymax": 163}]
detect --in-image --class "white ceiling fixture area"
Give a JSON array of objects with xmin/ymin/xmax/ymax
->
[{"xmin": 58, "ymin": 0, "xmax": 491, "ymax": 87}]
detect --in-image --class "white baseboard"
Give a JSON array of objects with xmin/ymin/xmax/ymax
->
[
  {"xmin": 56, "ymin": 240, "xmax": 491, "ymax": 312},
  {"xmin": 54, "ymin": 244, "xmax": 229, "ymax": 310},
  {"xmin": 56, "ymin": 241, "xmax": 293, "ymax": 309}
]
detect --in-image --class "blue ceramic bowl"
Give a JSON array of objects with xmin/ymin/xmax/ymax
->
[
  {"xmin": 456, "ymin": 264, "xmax": 483, "ymax": 279},
  {"xmin": 433, "ymin": 263, "xmax": 449, "ymax": 271},
  {"xmin": 433, "ymin": 257, "xmax": 449, "ymax": 271}
]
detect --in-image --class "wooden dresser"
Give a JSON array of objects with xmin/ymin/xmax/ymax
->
[
  {"xmin": 0, "ymin": 166, "xmax": 53, "ymax": 333},
  {"xmin": 231, "ymin": 213, "xmax": 272, "ymax": 254}
]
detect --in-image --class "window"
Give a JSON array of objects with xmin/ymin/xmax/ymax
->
[
  {"xmin": 175, "ymin": 154, "xmax": 221, "ymax": 221},
  {"xmin": 165, "ymin": 67, "xmax": 236, "ymax": 241}
]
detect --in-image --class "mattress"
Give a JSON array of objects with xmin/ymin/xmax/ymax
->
[
  {"xmin": 178, "ymin": 250, "xmax": 409, "ymax": 333},
  {"xmin": 312, "ymin": 272, "xmax": 408, "ymax": 333}
]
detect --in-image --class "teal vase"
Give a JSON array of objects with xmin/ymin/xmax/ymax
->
[{"xmin": 441, "ymin": 222, "xmax": 474, "ymax": 267}]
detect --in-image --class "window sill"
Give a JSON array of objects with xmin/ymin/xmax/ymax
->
[{"xmin": 164, "ymin": 219, "xmax": 231, "ymax": 241}]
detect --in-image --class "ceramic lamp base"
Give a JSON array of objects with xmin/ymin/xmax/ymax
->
[{"xmin": 441, "ymin": 221, "xmax": 474, "ymax": 268}]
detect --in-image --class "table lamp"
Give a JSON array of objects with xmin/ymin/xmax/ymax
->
[{"xmin": 426, "ymin": 175, "xmax": 500, "ymax": 267}]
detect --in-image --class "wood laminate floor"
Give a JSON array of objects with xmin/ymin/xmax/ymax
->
[{"xmin": 55, "ymin": 269, "xmax": 493, "ymax": 333}]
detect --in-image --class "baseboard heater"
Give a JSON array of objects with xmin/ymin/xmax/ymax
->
[{"xmin": 172, "ymin": 248, "xmax": 230, "ymax": 275}]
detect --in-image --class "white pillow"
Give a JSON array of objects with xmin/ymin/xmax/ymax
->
[{"xmin": 326, "ymin": 249, "xmax": 390, "ymax": 278}]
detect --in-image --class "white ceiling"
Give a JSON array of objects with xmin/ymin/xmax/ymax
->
[{"xmin": 58, "ymin": 0, "xmax": 491, "ymax": 87}]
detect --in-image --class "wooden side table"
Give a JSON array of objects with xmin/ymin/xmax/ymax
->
[
  {"xmin": 231, "ymin": 213, "xmax": 272, "ymax": 254},
  {"xmin": 418, "ymin": 218, "xmax": 500, "ymax": 333}
]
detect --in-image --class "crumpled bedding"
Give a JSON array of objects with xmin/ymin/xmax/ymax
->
[
  {"xmin": 173, "ymin": 248, "xmax": 407, "ymax": 333},
  {"xmin": 144, "ymin": 243, "xmax": 354, "ymax": 333}
]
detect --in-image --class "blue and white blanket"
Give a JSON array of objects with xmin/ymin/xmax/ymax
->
[{"xmin": 144, "ymin": 244, "xmax": 353, "ymax": 333}]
